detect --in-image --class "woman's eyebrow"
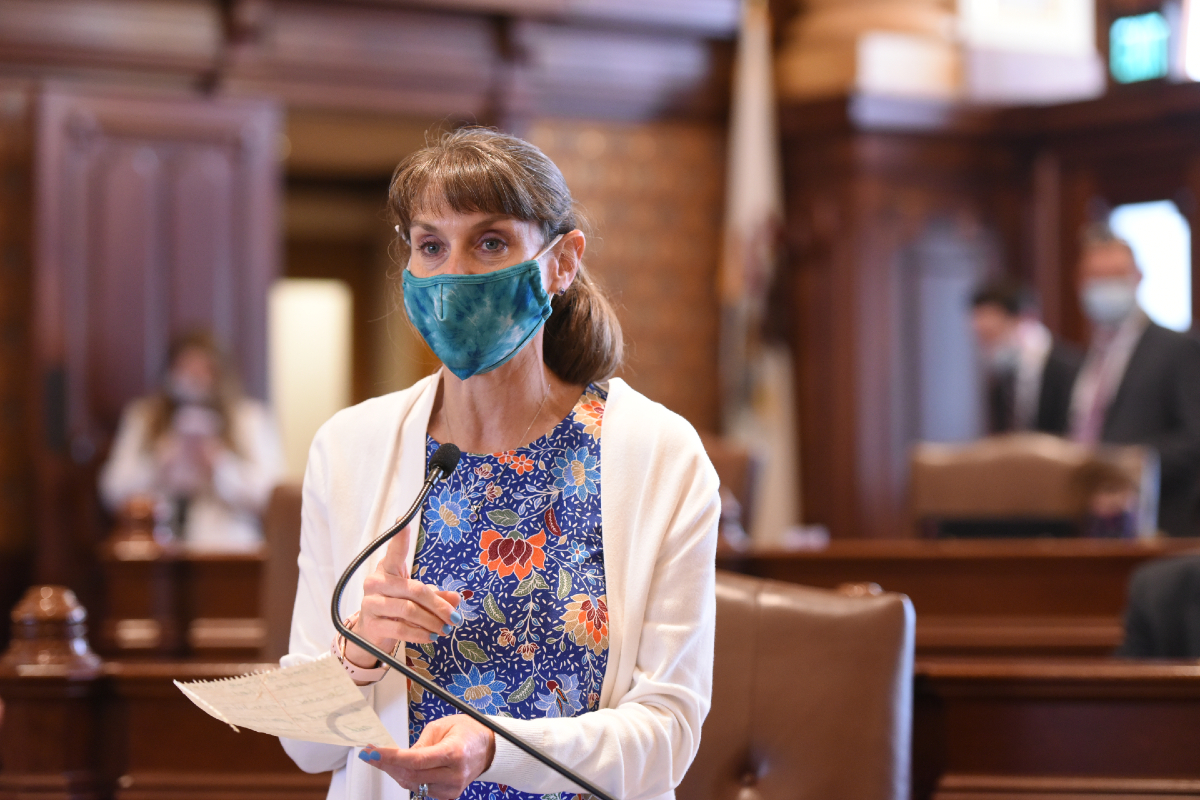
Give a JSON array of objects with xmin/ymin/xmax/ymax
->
[
  {"xmin": 410, "ymin": 216, "xmax": 514, "ymax": 235},
  {"xmin": 469, "ymin": 215, "xmax": 516, "ymax": 232}
]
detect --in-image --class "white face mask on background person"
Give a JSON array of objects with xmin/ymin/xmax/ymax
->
[
  {"xmin": 167, "ymin": 373, "xmax": 213, "ymax": 405},
  {"xmin": 1081, "ymin": 278, "xmax": 1139, "ymax": 326}
]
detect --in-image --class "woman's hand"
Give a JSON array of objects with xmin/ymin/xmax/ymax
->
[
  {"xmin": 345, "ymin": 523, "xmax": 462, "ymax": 668},
  {"xmin": 359, "ymin": 715, "xmax": 496, "ymax": 799}
]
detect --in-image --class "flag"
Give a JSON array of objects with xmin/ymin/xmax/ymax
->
[{"xmin": 719, "ymin": 0, "xmax": 802, "ymax": 543}]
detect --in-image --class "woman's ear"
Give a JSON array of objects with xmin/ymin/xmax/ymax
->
[{"xmin": 551, "ymin": 229, "xmax": 586, "ymax": 294}]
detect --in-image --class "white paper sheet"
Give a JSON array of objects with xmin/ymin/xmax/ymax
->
[{"xmin": 174, "ymin": 654, "xmax": 397, "ymax": 747}]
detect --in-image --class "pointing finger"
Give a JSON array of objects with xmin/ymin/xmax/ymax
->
[{"xmin": 379, "ymin": 522, "xmax": 412, "ymax": 579}]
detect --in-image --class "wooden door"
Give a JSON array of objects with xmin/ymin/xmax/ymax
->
[{"xmin": 32, "ymin": 86, "xmax": 281, "ymax": 597}]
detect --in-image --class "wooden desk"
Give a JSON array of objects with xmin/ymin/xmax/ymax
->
[
  {"xmin": 722, "ymin": 539, "xmax": 1200, "ymax": 656},
  {"xmin": 0, "ymin": 660, "xmax": 330, "ymax": 800},
  {"xmin": 99, "ymin": 542, "xmax": 266, "ymax": 660},
  {"xmin": 914, "ymin": 658, "xmax": 1200, "ymax": 799}
]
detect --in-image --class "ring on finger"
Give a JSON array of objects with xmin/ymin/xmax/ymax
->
[{"xmin": 416, "ymin": 783, "xmax": 429, "ymax": 799}]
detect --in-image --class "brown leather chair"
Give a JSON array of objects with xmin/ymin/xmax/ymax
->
[
  {"xmin": 678, "ymin": 571, "xmax": 915, "ymax": 800},
  {"xmin": 260, "ymin": 483, "xmax": 303, "ymax": 661},
  {"xmin": 699, "ymin": 434, "xmax": 761, "ymax": 537},
  {"xmin": 910, "ymin": 433, "xmax": 1159, "ymax": 538}
]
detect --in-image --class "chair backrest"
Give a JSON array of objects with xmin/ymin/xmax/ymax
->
[
  {"xmin": 677, "ymin": 571, "xmax": 915, "ymax": 800},
  {"xmin": 909, "ymin": 433, "xmax": 1159, "ymax": 537},
  {"xmin": 698, "ymin": 434, "xmax": 761, "ymax": 539},
  {"xmin": 259, "ymin": 483, "xmax": 303, "ymax": 661}
]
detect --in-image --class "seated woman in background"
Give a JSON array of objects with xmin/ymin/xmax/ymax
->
[
  {"xmin": 281, "ymin": 128, "xmax": 720, "ymax": 800},
  {"xmin": 99, "ymin": 330, "xmax": 284, "ymax": 552}
]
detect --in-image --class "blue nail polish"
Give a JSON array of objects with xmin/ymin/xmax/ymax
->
[
  {"xmin": 442, "ymin": 623, "xmax": 453, "ymax": 634},
  {"xmin": 370, "ymin": 751, "xmax": 382, "ymax": 762},
  {"xmin": 430, "ymin": 631, "xmax": 440, "ymax": 641},
  {"xmin": 450, "ymin": 610, "xmax": 464, "ymax": 625},
  {"xmin": 358, "ymin": 751, "xmax": 371, "ymax": 762}
]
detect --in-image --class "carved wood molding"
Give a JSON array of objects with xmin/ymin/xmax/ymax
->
[
  {"xmin": 351, "ymin": 0, "xmax": 740, "ymax": 36},
  {"xmin": 0, "ymin": 0, "xmax": 736, "ymax": 121},
  {"xmin": 917, "ymin": 657, "xmax": 1200, "ymax": 701},
  {"xmin": 936, "ymin": 774, "xmax": 1200, "ymax": 798},
  {"xmin": 114, "ymin": 771, "xmax": 330, "ymax": 799},
  {"xmin": 916, "ymin": 615, "xmax": 1124, "ymax": 655}
]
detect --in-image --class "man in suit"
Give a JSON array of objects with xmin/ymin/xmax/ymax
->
[
  {"xmin": 970, "ymin": 280, "xmax": 1082, "ymax": 435},
  {"xmin": 1071, "ymin": 226, "xmax": 1200, "ymax": 537},
  {"xmin": 1118, "ymin": 553, "xmax": 1200, "ymax": 657}
]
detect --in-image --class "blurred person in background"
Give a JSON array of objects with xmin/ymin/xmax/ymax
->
[
  {"xmin": 99, "ymin": 330, "xmax": 284, "ymax": 551},
  {"xmin": 1070, "ymin": 225, "xmax": 1200, "ymax": 537},
  {"xmin": 970, "ymin": 279, "xmax": 1082, "ymax": 435}
]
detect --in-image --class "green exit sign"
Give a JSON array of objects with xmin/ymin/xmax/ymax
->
[{"xmin": 1110, "ymin": 12, "xmax": 1171, "ymax": 83}]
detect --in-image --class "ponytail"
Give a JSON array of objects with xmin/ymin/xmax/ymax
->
[{"xmin": 544, "ymin": 265, "xmax": 623, "ymax": 385}]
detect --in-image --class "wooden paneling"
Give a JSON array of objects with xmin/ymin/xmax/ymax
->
[
  {"xmin": 98, "ymin": 544, "xmax": 266, "ymax": 660},
  {"xmin": 914, "ymin": 659, "xmax": 1200, "ymax": 799},
  {"xmin": 32, "ymin": 86, "xmax": 281, "ymax": 596},
  {"xmin": 224, "ymin": 3, "xmax": 733, "ymax": 122},
  {"xmin": 224, "ymin": 2, "xmax": 498, "ymax": 117},
  {"xmin": 513, "ymin": 21, "xmax": 733, "ymax": 123},
  {"xmin": 530, "ymin": 118, "xmax": 725, "ymax": 431},
  {"xmin": 0, "ymin": 0, "xmax": 221, "ymax": 75},
  {"xmin": 284, "ymin": 111, "xmax": 441, "ymax": 178},
  {"xmin": 0, "ymin": 1, "xmax": 736, "ymax": 123},
  {"xmin": 0, "ymin": 82, "xmax": 35, "ymax": 650},
  {"xmin": 780, "ymin": 96, "xmax": 1026, "ymax": 539},
  {"xmin": 723, "ymin": 538, "xmax": 1200, "ymax": 656},
  {"xmin": 0, "ymin": 661, "xmax": 330, "ymax": 800},
  {"xmin": 384, "ymin": 0, "xmax": 741, "ymax": 35}
]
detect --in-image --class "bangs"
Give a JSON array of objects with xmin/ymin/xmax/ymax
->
[{"xmin": 392, "ymin": 140, "xmax": 553, "ymax": 241}]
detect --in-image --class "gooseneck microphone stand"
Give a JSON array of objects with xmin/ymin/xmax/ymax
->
[{"xmin": 331, "ymin": 443, "xmax": 617, "ymax": 800}]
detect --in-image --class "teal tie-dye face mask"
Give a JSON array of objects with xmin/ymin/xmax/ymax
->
[{"xmin": 402, "ymin": 236, "xmax": 562, "ymax": 380}]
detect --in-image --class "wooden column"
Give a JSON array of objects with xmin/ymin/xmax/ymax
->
[
  {"xmin": 0, "ymin": 585, "xmax": 103, "ymax": 800},
  {"xmin": 775, "ymin": 0, "xmax": 962, "ymax": 100}
]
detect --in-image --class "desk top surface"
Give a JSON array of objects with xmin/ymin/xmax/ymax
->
[{"xmin": 726, "ymin": 537, "xmax": 1200, "ymax": 562}]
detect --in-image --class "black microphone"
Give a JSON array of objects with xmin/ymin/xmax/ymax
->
[{"xmin": 331, "ymin": 442, "xmax": 617, "ymax": 800}]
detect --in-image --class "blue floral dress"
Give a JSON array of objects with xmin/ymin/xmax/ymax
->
[{"xmin": 407, "ymin": 384, "xmax": 610, "ymax": 800}]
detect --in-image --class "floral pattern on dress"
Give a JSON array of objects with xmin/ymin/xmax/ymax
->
[
  {"xmin": 424, "ymin": 486, "xmax": 473, "ymax": 544},
  {"xmin": 478, "ymin": 528, "xmax": 547, "ymax": 580},
  {"xmin": 409, "ymin": 385, "xmax": 610, "ymax": 800}
]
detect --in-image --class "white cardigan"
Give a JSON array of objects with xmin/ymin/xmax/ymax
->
[{"xmin": 281, "ymin": 373, "xmax": 720, "ymax": 800}]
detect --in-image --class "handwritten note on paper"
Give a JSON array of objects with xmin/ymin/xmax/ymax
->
[{"xmin": 174, "ymin": 654, "xmax": 397, "ymax": 748}]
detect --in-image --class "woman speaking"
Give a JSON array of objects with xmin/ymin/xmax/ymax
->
[{"xmin": 281, "ymin": 129, "xmax": 720, "ymax": 800}]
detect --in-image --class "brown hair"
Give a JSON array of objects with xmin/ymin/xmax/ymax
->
[
  {"xmin": 387, "ymin": 127, "xmax": 624, "ymax": 386},
  {"xmin": 143, "ymin": 330, "xmax": 241, "ymax": 452}
]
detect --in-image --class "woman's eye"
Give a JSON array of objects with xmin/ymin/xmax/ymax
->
[
  {"xmin": 420, "ymin": 242, "xmax": 441, "ymax": 256},
  {"xmin": 481, "ymin": 238, "xmax": 504, "ymax": 252}
]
